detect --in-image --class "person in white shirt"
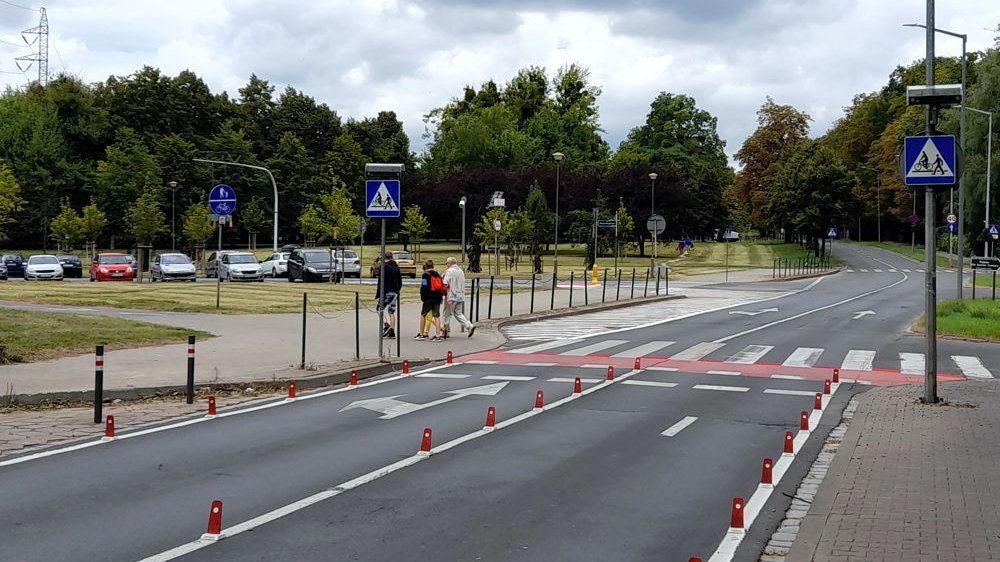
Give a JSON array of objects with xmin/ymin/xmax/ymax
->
[{"xmin": 441, "ymin": 256, "xmax": 475, "ymax": 338}]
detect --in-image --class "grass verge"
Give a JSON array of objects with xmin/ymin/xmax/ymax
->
[
  {"xmin": 918, "ymin": 299, "xmax": 1000, "ymax": 341},
  {"xmin": 860, "ymin": 241, "xmax": 958, "ymax": 265},
  {"xmin": 0, "ymin": 309, "xmax": 214, "ymax": 363}
]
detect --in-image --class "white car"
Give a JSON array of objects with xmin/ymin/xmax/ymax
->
[
  {"xmin": 331, "ymin": 249, "xmax": 361, "ymax": 278},
  {"xmin": 24, "ymin": 254, "xmax": 64, "ymax": 280},
  {"xmin": 151, "ymin": 253, "xmax": 197, "ymax": 282},
  {"xmin": 260, "ymin": 252, "xmax": 291, "ymax": 277},
  {"xmin": 219, "ymin": 252, "xmax": 264, "ymax": 282}
]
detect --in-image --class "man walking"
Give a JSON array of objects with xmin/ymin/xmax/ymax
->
[
  {"xmin": 441, "ymin": 256, "xmax": 475, "ymax": 338},
  {"xmin": 376, "ymin": 250, "xmax": 402, "ymax": 339}
]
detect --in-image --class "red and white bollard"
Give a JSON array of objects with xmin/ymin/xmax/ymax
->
[
  {"xmin": 446, "ymin": 351, "xmax": 453, "ymax": 365},
  {"xmin": 814, "ymin": 392, "xmax": 823, "ymax": 411},
  {"xmin": 730, "ymin": 497, "xmax": 745, "ymax": 531},
  {"xmin": 607, "ymin": 366, "xmax": 615, "ymax": 381},
  {"xmin": 207, "ymin": 395, "xmax": 217, "ymax": 417},
  {"xmin": 761, "ymin": 457, "xmax": 774, "ymax": 487},
  {"xmin": 403, "ymin": 359, "xmax": 410, "ymax": 374},
  {"xmin": 783, "ymin": 430, "xmax": 795, "ymax": 455},
  {"xmin": 418, "ymin": 427, "xmax": 433, "ymax": 455},
  {"xmin": 833, "ymin": 367, "xmax": 840, "ymax": 384},
  {"xmin": 484, "ymin": 406, "xmax": 496, "ymax": 431},
  {"xmin": 574, "ymin": 377, "xmax": 582, "ymax": 394},
  {"xmin": 534, "ymin": 390, "xmax": 544, "ymax": 410},
  {"xmin": 287, "ymin": 380, "xmax": 297, "ymax": 400},
  {"xmin": 201, "ymin": 499, "xmax": 224, "ymax": 541},
  {"xmin": 689, "ymin": 558, "xmax": 703, "ymax": 562},
  {"xmin": 102, "ymin": 415, "xmax": 116, "ymax": 441},
  {"xmin": 824, "ymin": 379, "xmax": 832, "ymax": 395},
  {"xmin": 633, "ymin": 357, "xmax": 641, "ymax": 370},
  {"xmin": 800, "ymin": 410, "xmax": 810, "ymax": 431}
]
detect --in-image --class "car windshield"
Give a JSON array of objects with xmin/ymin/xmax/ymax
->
[
  {"xmin": 161, "ymin": 255, "xmax": 191, "ymax": 265},
  {"xmin": 228, "ymin": 254, "xmax": 257, "ymax": 264},
  {"xmin": 29, "ymin": 256, "xmax": 59, "ymax": 265},
  {"xmin": 303, "ymin": 251, "xmax": 332, "ymax": 263},
  {"xmin": 394, "ymin": 252, "xmax": 413, "ymax": 261},
  {"xmin": 277, "ymin": 253, "xmax": 290, "ymax": 260},
  {"xmin": 58, "ymin": 256, "xmax": 79, "ymax": 263},
  {"xmin": 2, "ymin": 254, "xmax": 21, "ymax": 261},
  {"xmin": 334, "ymin": 250, "xmax": 358, "ymax": 259},
  {"xmin": 100, "ymin": 255, "xmax": 129, "ymax": 265}
]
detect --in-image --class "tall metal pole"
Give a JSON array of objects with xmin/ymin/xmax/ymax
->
[
  {"xmin": 378, "ymin": 218, "xmax": 386, "ymax": 359},
  {"xmin": 877, "ymin": 176, "xmax": 882, "ymax": 243},
  {"xmin": 649, "ymin": 173, "xmax": 658, "ymax": 271},
  {"xmin": 216, "ymin": 217, "xmax": 223, "ymax": 310},
  {"xmin": 460, "ymin": 197, "xmax": 467, "ymax": 263},
  {"xmin": 957, "ymin": 34, "xmax": 967, "ymax": 298},
  {"xmin": 968, "ymin": 108, "xmax": 994, "ymax": 256},
  {"xmin": 193, "ymin": 159, "xmax": 280, "ymax": 252},
  {"xmin": 553, "ymin": 153, "xmax": 563, "ymax": 277},
  {"xmin": 169, "ymin": 181, "xmax": 177, "ymax": 252},
  {"xmin": 923, "ymin": 0, "xmax": 938, "ymax": 404}
]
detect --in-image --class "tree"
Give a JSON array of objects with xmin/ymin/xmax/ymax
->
[
  {"xmin": 240, "ymin": 197, "xmax": 268, "ymax": 249},
  {"xmin": 614, "ymin": 201, "xmax": 636, "ymax": 256},
  {"xmin": 127, "ymin": 190, "xmax": 167, "ymax": 245},
  {"xmin": 298, "ymin": 187, "xmax": 360, "ymax": 245},
  {"xmin": 400, "ymin": 204, "xmax": 430, "ymax": 255},
  {"xmin": 49, "ymin": 201, "xmax": 84, "ymax": 250},
  {"xmin": 80, "ymin": 200, "xmax": 108, "ymax": 245},
  {"xmin": 95, "ymin": 128, "xmax": 163, "ymax": 240},
  {"xmin": 183, "ymin": 202, "xmax": 216, "ymax": 246},
  {"xmin": 0, "ymin": 163, "xmax": 24, "ymax": 241},
  {"xmin": 525, "ymin": 183, "xmax": 551, "ymax": 271}
]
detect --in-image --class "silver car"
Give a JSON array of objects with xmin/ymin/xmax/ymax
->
[
  {"xmin": 260, "ymin": 252, "xmax": 291, "ymax": 277},
  {"xmin": 151, "ymin": 253, "xmax": 197, "ymax": 282},
  {"xmin": 219, "ymin": 252, "xmax": 264, "ymax": 282},
  {"xmin": 24, "ymin": 254, "xmax": 64, "ymax": 280},
  {"xmin": 331, "ymin": 249, "xmax": 361, "ymax": 278}
]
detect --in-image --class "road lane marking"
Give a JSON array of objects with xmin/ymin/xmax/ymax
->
[
  {"xmin": 611, "ymin": 340, "xmax": 675, "ymax": 358},
  {"xmin": 693, "ymin": 384, "xmax": 750, "ymax": 393},
  {"xmin": 770, "ymin": 374, "xmax": 804, "ymax": 380},
  {"xmin": 646, "ymin": 366, "xmax": 679, "ymax": 372},
  {"xmin": 463, "ymin": 360, "xmax": 498, "ymax": 365},
  {"xmin": 672, "ymin": 342, "xmax": 726, "ymax": 361},
  {"xmin": 899, "ymin": 352, "xmax": 925, "ymax": 375},
  {"xmin": 548, "ymin": 377, "xmax": 602, "ymax": 384},
  {"xmin": 763, "ymin": 389, "xmax": 818, "ymax": 396},
  {"xmin": 706, "ymin": 370, "xmax": 742, "ymax": 376},
  {"xmin": 661, "ymin": 416, "xmax": 698, "ymax": 437},
  {"xmin": 841, "ymin": 350, "xmax": 875, "ymax": 371},
  {"xmin": 622, "ymin": 380, "xmax": 678, "ymax": 388},
  {"xmin": 524, "ymin": 362, "xmax": 556, "ymax": 367},
  {"xmin": 415, "ymin": 373, "xmax": 471, "ymax": 379},
  {"xmin": 781, "ymin": 347, "xmax": 824, "ymax": 368},
  {"xmin": 508, "ymin": 339, "xmax": 583, "ymax": 354},
  {"xmin": 559, "ymin": 339, "xmax": 629, "ymax": 356},
  {"xmin": 482, "ymin": 375, "xmax": 535, "ymax": 381},
  {"xmin": 725, "ymin": 345, "xmax": 773, "ymax": 364},
  {"xmin": 952, "ymin": 355, "xmax": 993, "ymax": 379},
  {"xmin": 580, "ymin": 364, "xmax": 611, "ymax": 369}
]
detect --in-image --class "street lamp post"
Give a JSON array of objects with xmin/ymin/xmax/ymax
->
[
  {"xmin": 459, "ymin": 196, "xmax": 467, "ymax": 263},
  {"xmin": 552, "ymin": 152, "xmax": 564, "ymax": 277},
  {"xmin": 168, "ymin": 181, "xmax": 177, "ymax": 252},
  {"xmin": 192, "ymin": 158, "xmax": 280, "ymax": 253},
  {"xmin": 649, "ymin": 172, "xmax": 658, "ymax": 269},
  {"xmin": 967, "ymin": 107, "xmax": 994, "ymax": 256}
]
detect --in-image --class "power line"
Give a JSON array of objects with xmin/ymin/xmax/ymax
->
[
  {"xmin": 0, "ymin": 0, "xmax": 35, "ymax": 11},
  {"xmin": 50, "ymin": 36, "xmax": 66, "ymax": 73},
  {"xmin": 0, "ymin": 37, "xmax": 28, "ymax": 47}
]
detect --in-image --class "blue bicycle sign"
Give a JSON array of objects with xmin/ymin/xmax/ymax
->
[{"xmin": 209, "ymin": 184, "xmax": 237, "ymax": 216}]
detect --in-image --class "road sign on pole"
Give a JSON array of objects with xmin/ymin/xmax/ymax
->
[
  {"xmin": 646, "ymin": 214, "xmax": 665, "ymax": 235},
  {"xmin": 948, "ymin": 223, "xmax": 958, "ymax": 234},
  {"xmin": 946, "ymin": 212, "xmax": 957, "ymax": 224},
  {"xmin": 990, "ymin": 224, "xmax": 999, "ymax": 240},
  {"xmin": 827, "ymin": 227, "xmax": 838, "ymax": 239},
  {"xmin": 597, "ymin": 220, "xmax": 616, "ymax": 229},
  {"xmin": 903, "ymin": 135, "xmax": 957, "ymax": 186},
  {"xmin": 971, "ymin": 257, "xmax": 1000, "ymax": 271},
  {"xmin": 365, "ymin": 180, "xmax": 401, "ymax": 218},
  {"xmin": 208, "ymin": 184, "xmax": 237, "ymax": 216}
]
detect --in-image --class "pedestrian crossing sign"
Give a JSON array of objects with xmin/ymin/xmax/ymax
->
[
  {"xmin": 365, "ymin": 180, "xmax": 400, "ymax": 218},
  {"xmin": 903, "ymin": 135, "xmax": 957, "ymax": 186},
  {"xmin": 827, "ymin": 227, "xmax": 838, "ymax": 239},
  {"xmin": 990, "ymin": 224, "xmax": 999, "ymax": 240}
]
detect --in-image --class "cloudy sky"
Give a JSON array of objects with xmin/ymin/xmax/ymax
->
[{"xmin": 1, "ymin": 0, "xmax": 997, "ymax": 161}]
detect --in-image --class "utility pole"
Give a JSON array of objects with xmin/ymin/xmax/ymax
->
[
  {"xmin": 923, "ymin": 0, "xmax": 938, "ymax": 404},
  {"xmin": 15, "ymin": 8, "xmax": 48, "ymax": 86},
  {"xmin": 193, "ymin": 159, "xmax": 280, "ymax": 253}
]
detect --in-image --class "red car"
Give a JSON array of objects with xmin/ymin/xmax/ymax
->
[{"xmin": 90, "ymin": 253, "xmax": 136, "ymax": 282}]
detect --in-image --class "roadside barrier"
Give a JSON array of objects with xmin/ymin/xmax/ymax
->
[
  {"xmin": 730, "ymin": 497, "xmax": 745, "ymax": 531},
  {"xmin": 814, "ymin": 393, "xmax": 822, "ymax": 410},
  {"xmin": 573, "ymin": 377, "xmax": 582, "ymax": 394},
  {"xmin": 800, "ymin": 411, "xmax": 810, "ymax": 431},
  {"xmin": 186, "ymin": 335, "xmax": 196, "ymax": 404},
  {"xmin": 207, "ymin": 396, "xmax": 217, "ymax": 417},
  {"xmin": 824, "ymin": 379, "xmax": 831, "ymax": 395},
  {"xmin": 102, "ymin": 415, "xmax": 115, "ymax": 441},
  {"xmin": 287, "ymin": 380, "xmax": 297, "ymax": 401},
  {"xmin": 202, "ymin": 500, "xmax": 224, "ymax": 541},
  {"xmin": 760, "ymin": 458, "xmax": 774, "ymax": 487},
  {"xmin": 94, "ymin": 345, "xmax": 104, "ymax": 424},
  {"xmin": 783, "ymin": 430, "xmax": 795, "ymax": 455},
  {"xmin": 350, "ymin": 370, "xmax": 358, "ymax": 388},
  {"xmin": 484, "ymin": 406, "xmax": 496, "ymax": 431},
  {"xmin": 418, "ymin": 428, "xmax": 432, "ymax": 455},
  {"xmin": 534, "ymin": 390, "xmax": 544, "ymax": 410},
  {"xmin": 607, "ymin": 366, "xmax": 615, "ymax": 381},
  {"xmin": 772, "ymin": 256, "xmax": 832, "ymax": 279}
]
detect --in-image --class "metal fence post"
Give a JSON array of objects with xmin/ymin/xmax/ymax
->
[
  {"xmin": 488, "ymin": 276, "xmax": 494, "ymax": 319},
  {"xmin": 569, "ymin": 271, "xmax": 574, "ymax": 308},
  {"xmin": 644, "ymin": 269, "xmax": 649, "ymax": 297},
  {"xmin": 186, "ymin": 335, "xmax": 195, "ymax": 404},
  {"xmin": 475, "ymin": 279, "xmax": 481, "ymax": 322},
  {"xmin": 509, "ymin": 276, "xmax": 514, "ymax": 317},
  {"xmin": 616, "ymin": 269, "xmax": 621, "ymax": 301},
  {"xmin": 584, "ymin": 273, "xmax": 589, "ymax": 306},
  {"xmin": 467, "ymin": 279, "xmax": 474, "ymax": 324},
  {"xmin": 300, "ymin": 292, "xmax": 307, "ymax": 368},
  {"xmin": 972, "ymin": 270, "xmax": 977, "ymax": 299},
  {"xmin": 631, "ymin": 268, "xmax": 636, "ymax": 299},
  {"xmin": 530, "ymin": 275, "xmax": 535, "ymax": 314},
  {"xmin": 550, "ymin": 271, "xmax": 557, "ymax": 311},
  {"xmin": 93, "ymin": 345, "xmax": 104, "ymax": 424},
  {"xmin": 355, "ymin": 292, "xmax": 360, "ymax": 360},
  {"xmin": 655, "ymin": 266, "xmax": 661, "ymax": 296},
  {"xmin": 602, "ymin": 269, "xmax": 608, "ymax": 303}
]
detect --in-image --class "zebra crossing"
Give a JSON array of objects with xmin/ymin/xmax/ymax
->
[
  {"xmin": 844, "ymin": 268, "xmax": 922, "ymax": 273},
  {"xmin": 503, "ymin": 338, "xmax": 995, "ymax": 379}
]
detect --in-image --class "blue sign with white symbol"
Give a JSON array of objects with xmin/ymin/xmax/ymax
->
[
  {"xmin": 990, "ymin": 224, "xmax": 1000, "ymax": 239},
  {"xmin": 904, "ymin": 135, "xmax": 957, "ymax": 186},
  {"xmin": 948, "ymin": 223, "xmax": 958, "ymax": 234},
  {"xmin": 365, "ymin": 180, "xmax": 401, "ymax": 218},
  {"xmin": 827, "ymin": 227, "xmax": 838, "ymax": 239},
  {"xmin": 209, "ymin": 184, "xmax": 237, "ymax": 216}
]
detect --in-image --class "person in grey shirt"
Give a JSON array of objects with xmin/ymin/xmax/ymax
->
[{"xmin": 441, "ymin": 256, "xmax": 475, "ymax": 338}]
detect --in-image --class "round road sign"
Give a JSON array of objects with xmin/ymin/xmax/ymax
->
[
  {"xmin": 646, "ymin": 214, "xmax": 666, "ymax": 235},
  {"xmin": 946, "ymin": 213, "xmax": 957, "ymax": 224}
]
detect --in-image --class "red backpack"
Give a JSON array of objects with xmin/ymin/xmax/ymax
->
[{"xmin": 429, "ymin": 274, "xmax": 448, "ymax": 295}]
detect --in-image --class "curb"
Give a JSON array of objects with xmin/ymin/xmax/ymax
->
[{"xmin": 768, "ymin": 267, "xmax": 844, "ymax": 282}]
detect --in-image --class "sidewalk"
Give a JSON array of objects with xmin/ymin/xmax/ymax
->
[{"xmin": 786, "ymin": 380, "xmax": 1000, "ymax": 561}]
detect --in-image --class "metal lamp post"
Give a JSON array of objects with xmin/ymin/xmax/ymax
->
[
  {"xmin": 192, "ymin": 158, "xmax": 280, "ymax": 253},
  {"xmin": 967, "ymin": 107, "xmax": 994, "ymax": 256},
  {"xmin": 459, "ymin": 196, "xmax": 467, "ymax": 263},
  {"xmin": 168, "ymin": 181, "xmax": 177, "ymax": 251},
  {"xmin": 552, "ymin": 152, "xmax": 564, "ymax": 277},
  {"xmin": 649, "ymin": 172, "xmax": 658, "ymax": 269}
]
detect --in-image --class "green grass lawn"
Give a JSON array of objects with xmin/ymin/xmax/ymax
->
[
  {"xmin": 860, "ymin": 241, "xmax": 958, "ymax": 265},
  {"xmin": 929, "ymin": 299, "xmax": 1000, "ymax": 341},
  {"xmin": 0, "ymin": 309, "xmax": 213, "ymax": 363}
]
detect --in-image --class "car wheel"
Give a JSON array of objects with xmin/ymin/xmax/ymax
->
[{"xmin": 90, "ymin": 276, "xmax": 95, "ymax": 282}]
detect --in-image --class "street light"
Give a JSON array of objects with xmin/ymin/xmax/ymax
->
[
  {"xmin": 967, "ymin": 107, "xmax": 994, "ymax": 256},
  {"xmin": 168, "ymin": 181, "xmax": 177, "ymax": 252},
  {"xmin": 905, "ymin": 22, "xmax": 967, "ymax": 297},
  {"xmin": 649, "ymin": 172, "xmax": 658, "ymax": 268},
  {"xmin": 552, "ymin": 152, "xmax": 564, "ymax": 277},
  {"xmin": 459, "ymin": 196, "xmax": 467, "ymax": 263}
]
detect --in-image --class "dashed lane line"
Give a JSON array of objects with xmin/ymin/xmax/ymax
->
[{"xmin": 661, "ymin": 416, "xmax": 698, "ymax": 437}]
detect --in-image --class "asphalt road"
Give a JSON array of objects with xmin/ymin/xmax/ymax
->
[{"xmin": 2, "ymin": 244, "xmax": 992, "ymax": 561}]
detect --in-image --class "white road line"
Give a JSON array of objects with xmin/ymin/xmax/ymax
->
[
  {"xmin": 524, "ymin": 362, "xmax": 556, "ymax": 367},
  {"xmin": 508, "ymin": 339, "xmax": 584, "ymax": 354},
  {"xmin": 903, "ymin": 268, "xmax": 912, "ymax": 272},
  {"xmin": 874, "ymin": 269, "xmax": 883, "ymax": 273},
  {"xmin": 661, "ymin": 416, "xmax": 698, "ymax": 437},
  {"xmin": 841, "ymin": 350, "xmax": 875, "ymax": 371},
  {"xmin": 900, "ymin": 352, "xmax": 925, "ymax": 375},
  {"xmin": 580, "ymin": 364, "xmax": 611, "ymax": 369},
  {"xmin": 860, "ymin": 269, "xmax": 869, "ymax": 272},
  {"xmin": 706, "ymin": 370, "xmax": 742, "ymax": 376},
  {"xmin": 763, "ymin": 389, "xmax": 818, "ymax": 396},
  {"xmin": 646, "ymin": 366, "xmax": 679, "ymax": 372},
  {"xmin": 725, "ymin": 345, "xmax": 773, "ymax": 364},
  {"xmin": 559, "ymin": 339, "xmax": 629, "ymax": 356},
  {"xmin": 846, "ymin": 269, "xmax": 855, "ymax": 273},
  {"xmin": 693, "ymin": 384, "xmax": 750, "ymax": 393},
  {"xmin": 610, "ymin": 340, "xmax": 675, "ymax": 358},
  {"xmin": 771, "ymin": 374, "xmax": 804, "ymax": 380},
  {"xmin": 952, "ymin": 355, "xmax": 993, "ymax": 379},
  {"xmin": 916, "ymin": 269, "xmax": 925, "ymax": 273},
  {"xmin": 782, "ymin": 347, "xmax": 824, "ymax": 368},
  {"xmin": 621, "ymin": 380, "xmax": 678, "ymax": 388},
  {"xmin": 547, "ymin": 377, "xmax": 602, "ymax": 384},
  {"xmin": 415, "ymin": 373, "xmax": 471, "ymax": 379},
  {"xmin": 672, "ymin": 342, "xmax": 726, "ymax": 361},
  {"xmin": 888, "ymin": 269, "xmax": 897, "ymax": 273},
  {"xmin": 463, "ymin": 360, "xmax": 498, "ymax": 365},
  {"xmin": 482, "ymin": 375, "xmax": 536, "ymax": 381}
]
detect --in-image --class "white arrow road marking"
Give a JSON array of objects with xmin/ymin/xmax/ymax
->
[
  {"xmin": 852, "ymin": 310, "xmax": 876, "ymax": 320},
  {"xmin": 728, "ymin": 308, "xmax": 779, "ymax": 316},
  {"xmin": 340, "ymin": 382, "xmax": 509, "ymax": 419},
  {"xmin": 661, "ymin": 416, "xmax": 698, "ymax": 437}
]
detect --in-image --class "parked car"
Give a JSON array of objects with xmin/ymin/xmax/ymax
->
[
  {"xmin": 204, "ymin": 251, "xmax": 240, "ymax": 279},
  {"xmin": 56, "ymin": 255, "xmax": 83, "ymax": 278},
  {"xmin": 90, "ymin": 253, "xmax": 135, "ymax": 282},
  {"xmin": 331, "ymin": 248, "xmax": 362, "ymax": 278},
  {"xmin": 218, "ymin": 252, "xmax": 265, "ymax": 282},
  {"xmin": 370, "ymin": 250, "xmax": 417, "ymax": 278},
  {"xmin": 0, "ymin": 262, "xmax": 7, "ymax": 280},
  {"xmin": 24, "ymin": 254, "xmax": 64, "ymax": 280},
  {"xmin": 287, "ymin": 248, "xmax": 339, "ymax": 282},
  {"xmin": 2, "ymin": 253, "xmax": 25, "ymax": 277},
  {"xmin": 260, "ymin": 251, "xmax": 291, "ymax": 277},
  {"xmin": 151, "ymin": 253, "xmax": 197, "ymax": 282}
]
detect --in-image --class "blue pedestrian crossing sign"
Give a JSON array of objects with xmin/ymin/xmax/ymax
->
[
  {"xmin": 365, "ymin": 180, "xmax": 400, "ymax": 218},
  {"xmin": 208, "ymin": 184, "xmax": 237, "ymax": 216},
  {"xmin": 990, "ymin": 224, "xmax": 999, "ymax": 240},
  {"xmin": 904, "ymin": 135, "xmax": 957, "ymax": 186},
  {"xmin": 827, "ymin": 227, "xmax": 838, "ymax": 239}
]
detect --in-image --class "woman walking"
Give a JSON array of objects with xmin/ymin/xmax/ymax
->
[{"xmin": 416, "ymin": 260, "xmax": 446, "ymax": 341}]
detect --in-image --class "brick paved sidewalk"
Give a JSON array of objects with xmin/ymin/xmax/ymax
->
[{"xmin": 787, "ymin": 380, "xmax": 1000, "ymax": 561}]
